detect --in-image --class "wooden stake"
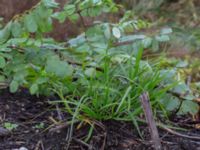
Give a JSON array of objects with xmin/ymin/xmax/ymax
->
[{"xmin": 140, "ymin": 92, "xmax": 162, "ymax": 150}]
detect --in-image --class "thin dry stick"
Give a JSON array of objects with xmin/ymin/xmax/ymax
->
[
  {"xmin": 140, "ymin": 92, "xmax": 162, "ymax": 150},
  {"xmin": 162, "ymin": 126, "xmax": 200, "ymax": 140},
  {"xmin": 34, "ymin": 140, "xmax": 44, "ymax": 150},
  {"xmin": 56, "ymin": 104, "xmax": 64, "ymax": 121},
  {"xmin": 136, "ymin": 118, "xmax": 200, "ymax": 141},
  {"xmin": 49, "ymin": 122, "xmax": 68, "ymax": 133},
  {"xmin": 73, "ymin": 137, "xmax": 93, "ymax": 149}
]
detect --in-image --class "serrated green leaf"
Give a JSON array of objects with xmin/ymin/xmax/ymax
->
[
  {"xmin": 0, "ymin": 75, "xmax": 5, "ymax": 82},
  {"xmin": 24, "ymin": 14, "xmax": 38, "ymax": 33},
  {"xmin": 36, "ymin": 77, "xmax": 48, "ymax": 84},
  {"xmin": 180, "ymin": 101, "xmax": 199, "ymax": 115},
  {"xmin": 10, "ymin": 80, "xmax": 19, "ymax": 93},
  {"xmin": 0, "ymin": 56, "xmax": 6, "ymax": 68},
  {"xmin": 119, "ymin": 35, "xmax": 146, "ymax": 42},
  {"xmin": 7, "ymin": 38, "xmax": 27, "ymax": 45},
  {"xmin": 11, "ymin": 21, "xmax": 22, "ymax": 37},
  {"xmin": 183, "ymin": 94, "xmax": 195, "ymax": 101},
  {"xmin": 0, "ymin": 22, "xmax": 11, "ymax": 44},
  {"xmin": 152, "ymin": 38, "xmax": 159, "ymax": 52},
  {"xmin": 93, "ymin": 0, "xmax": 101, "ymax": 4},
  {"xmin": 112, "ymin": 27, "xmax": 121, "ymax": 39},
  {"xmin": 64, "ymin": 4, "xmax": 76, "ymax": 16},
  {"xmin": 42, "ymin": 0, "xmax": 59, "ymax": 8},
  {"xmin": 30, "ymin": 84, "xmax": 39, "ymax": 95},
  {"xmin": 68, "ymin": 14, "xmax": 79, "ymax": 22},
  {"xmin": 103, "ymin": 23, "xmax": 111, "ymax": 39},
  {"xmin": 176, "ymin": 60, "xmax": 188, "ymax": 68},
  {"xmin": 85, "ymin": 68, "xmax": 96, "ymax": 77},
  {"xmin": 45, "ymin": 56, "xmax": 73, "ymax": 78},
  {"xmin": 88, "ymin": 7, "xmax": 102, "ymax": 17},
  {"xmin": 4, "ymin": 122, "xmax": 18, "ymax": 131},
  {"xmin": 155, "ymin": 35, "xmax": 170, "ymax": 42},
  {"xmin": 142, "ymin": 37, "xmax": 152, "ymax": 48},
  {"xmin": 173, "ymin": 83, "xmax": 190, "ymax": 95},
  {"xmin": 195, "ymin": 82, "xmax": 200, "ymax": 89},
  {"xmin": 160, "ymin": 28, "xmax": 172, "ymax": 34},
  {"xmin": 160, "ymin": 94, "xmax": 180, "ymax": 111},
  {"xmin": 52, "ymin": 12, "xmax": 67, "ymax": 23},
  {"xmin": 68, "ymin": 34, "xmax": 86, "ymax": 46}
]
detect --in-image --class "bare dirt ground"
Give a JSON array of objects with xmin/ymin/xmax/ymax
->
[{"xmin": 0, "ymin": 89, "xmax": 200, "ymax": 150}]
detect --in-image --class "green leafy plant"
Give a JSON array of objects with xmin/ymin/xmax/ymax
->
[
  {"xmin": 3, "ymin": 122, "xmax": 18, "ymax": 131},
  {"xmin": 0, "ymin": 0, "xmax": 198, "ymax": 141},
  {"xmin": 34, "ymin": 123, "xmax": 45, "ymax": 129}
]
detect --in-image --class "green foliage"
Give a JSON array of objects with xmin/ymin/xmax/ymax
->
[
  {"xmin": 3, "ymin": 122, "xmax": 18, "ymax": 131},
  {"xmin": 0, "ymin": 0, "xmax": 198, "ymax": 134},
  {"xmin": 52, "ymin": 0, "xmax": 118, "ymax": 23},
  {"xmin": 45, "ymin": 55, "xmax": 73, "ymax": 78},
  {"xmin": 60, "ymin": 53, "xmax": 169, "ymax": 121},
  {"xmin": 34, "ymin": 123, "xmax": 45, "ymax": 129},
  {"xmin": 157, "ymin": 57, "xmax": 199, "ymax": 115}
]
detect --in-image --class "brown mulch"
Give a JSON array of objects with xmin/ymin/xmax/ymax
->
[{"xmin": 0, "ymin": 89, "xmax": 200, "ymax": 150}]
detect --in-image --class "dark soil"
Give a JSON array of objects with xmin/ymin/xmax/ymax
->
[{"xmin": 0, "ymin": 89, "xmax": 200, "ymax": 150}]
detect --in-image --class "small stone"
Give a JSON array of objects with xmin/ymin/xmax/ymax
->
[
  {"xmin": 19, "ymin": 147, "xmax": 28, "ymax": 150},
  {"xmin": 0, "ymin": 126, "xmax": 10, "ymax": 137}
]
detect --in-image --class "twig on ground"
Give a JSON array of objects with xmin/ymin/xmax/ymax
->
[
  {"xmin": 49, "ymin": 122, "xmax": 68, "ymax": 133},
  {"xmin": 161, "ymin": 126, "xmax": 200, "ymax": 140},
  {"xmin": 101, "ymin": 132, "xmax": 107, "ymax": 150},
  {"xmin": 56, "ymin": 104, "xmax": 64, "ymax": 121},
  {"xmin": 140, "ymin": 92, "xmax": 162, "ymax": 150},
  {"xmin": 138, "ymin": 117, "xmax": 200, "ymax": 140},
  {"xmin": 34, "ymin": 140, "xmax": 44, "ymax": 150},
  {"xmin": 73, "ymin": 137, "xmax": 93, "ymax": 150}
]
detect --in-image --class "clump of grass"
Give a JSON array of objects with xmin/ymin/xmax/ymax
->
[{"xmin": 54, "ymin": 47, "xmax": 172, "ymax": 124}]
